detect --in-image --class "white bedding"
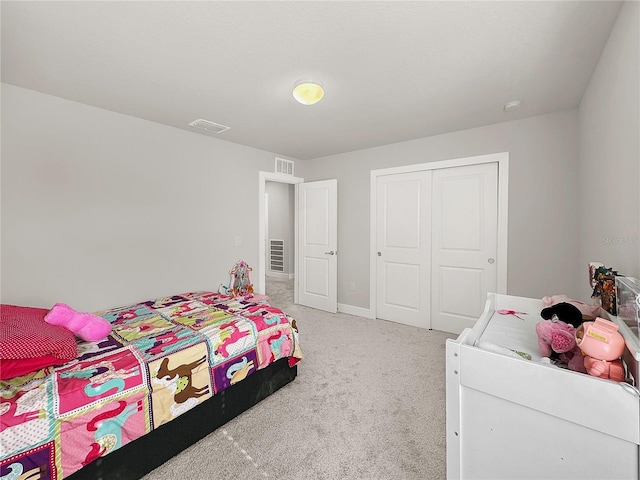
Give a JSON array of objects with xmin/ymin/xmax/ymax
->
[{"xmin": 473, "ymin": 295, "xmax": 545, "ymax": 362}]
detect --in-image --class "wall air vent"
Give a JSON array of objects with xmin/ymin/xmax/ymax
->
[
  {"xmin": 269, "ymin": 239, "xmax": 285, "ymax": 272},
  {"xmin": 188, "ymin": 119, "xmax": 230, "ymax": 134},
  {"xmin": 275, "ymin": 157, "xmax": 294, "ymax": 176}
]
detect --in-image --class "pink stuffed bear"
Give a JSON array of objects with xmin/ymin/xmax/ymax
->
[
  {"xmin": 45, "ymin": 303, "xmax": 111, "ymax": 342},
  {"xmin": 535, "ymin": 319, "xmax": 586, "ymax": 373}
]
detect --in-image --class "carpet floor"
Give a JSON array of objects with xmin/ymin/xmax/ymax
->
[{"xmin": 142, "ymin": 277, "xmax": 456, "ymax": 480}]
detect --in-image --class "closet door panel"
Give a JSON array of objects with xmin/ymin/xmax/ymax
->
[{"xmin": 431, "ymin": 162, "xmax": 498, "ymax": 334}]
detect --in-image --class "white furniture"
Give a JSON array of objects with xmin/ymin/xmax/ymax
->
[{"xmin": 446, "ymin": 293, "xmax": 640, "ymax": 480}]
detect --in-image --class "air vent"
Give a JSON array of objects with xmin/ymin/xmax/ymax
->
[
  {"xmin": 275, "ymin": 157, "xmax": 294, "ymax": 176},
  {"xmin": 269, "ymin": 239, "xmax": 285, "ymax": 272},
  {"xmin": 188, "ymin": 119, "xmax": 230, "ymax": 134}
]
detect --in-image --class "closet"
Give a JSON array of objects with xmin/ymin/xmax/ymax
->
[{"xmin": 371, "ymin": 153, "xmax": 508, "ymax": 333}]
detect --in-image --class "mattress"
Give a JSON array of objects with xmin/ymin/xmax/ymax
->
[
  {"xmin": 0, "ymin": 291, "xmax": 302, "ymax": 479},
  {"xmin": 472, "ymin": 293, "xmax": 545, "ymax": 362}
]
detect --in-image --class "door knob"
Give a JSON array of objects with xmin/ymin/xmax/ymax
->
[
  {"xmin": 488, "ymin": 258, "xmax": 495, "ymax": 264},
  {"xmin": 324, "ymin": 251, "xmax": 335, "ymax": 255},
  {"xmin": 377, "ymin": 252, "xmax": 382, "ymax": 257}
]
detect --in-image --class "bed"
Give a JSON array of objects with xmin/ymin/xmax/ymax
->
[
  {"xmin": 1, "ymin": 290, "xmax": 301, "ymax": 480},
  {"xmin": 446, "ymin": 292, "xmax": 640, "ymax": 479}
]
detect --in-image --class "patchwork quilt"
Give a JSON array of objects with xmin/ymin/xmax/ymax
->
[{"xmin": 0, "ymin": 291, "xmax": 301, "ymax": 479}]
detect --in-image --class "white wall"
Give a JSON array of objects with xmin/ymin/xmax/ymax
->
[
  {"xmin": 265, "ymin": 181, "xmax": 294, "ymax": 276},
  {"xmin": 578, "ymin": 0, "xmax": 640, "ymax": 298},
  {"xmin": 1, "ymin": 83, "xmax": 275, "ymax": 311},
  {"xmin": 298, "ymin": 110, "xmax": 582, "ymax": 310}
]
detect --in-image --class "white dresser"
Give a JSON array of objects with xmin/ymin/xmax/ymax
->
[{"xmin": 446, "ymin": 293, "xmax": 640, "ymax": 480}]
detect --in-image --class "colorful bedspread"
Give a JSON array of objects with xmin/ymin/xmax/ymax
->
[{"xmin": 0, "ymin": 291, "xmax": 301, "ymax": 479}]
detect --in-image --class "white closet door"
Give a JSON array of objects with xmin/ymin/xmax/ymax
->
[
  {"xmin": 431, "ymin": 162, "xmax": 498, "ymax": 334},
  {"xmin": 375, "ymin": 171, "xmax": 432, "ymax": 328}
]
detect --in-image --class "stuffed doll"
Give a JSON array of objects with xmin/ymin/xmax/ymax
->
[
  {"xmin": 45, "ymin": 303, "xmax": 111, "ymax": 342},
  {"xmin": 541, "ymin": 294, "xmax": 600, "ymax": 328},
  {"xmin": 535, "ymin": 319, "xmax": 586, "ymax": 373}
]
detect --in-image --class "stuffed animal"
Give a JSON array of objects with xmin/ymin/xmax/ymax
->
[
  {"xmin": 535, "ymin": 319, "xmax": 586, "ymax": 373},
  {"xmin": 562, "ymin": 348, "xmax": 588, "ymax": 373},
  {"xmin": 541, "ymin": 294, "xmax": 600, "ymax": 328},
  {"xmin": 45, "ymin": 303, "xmax": 111, "ymax": 342}
]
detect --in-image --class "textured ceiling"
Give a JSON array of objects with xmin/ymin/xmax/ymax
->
[{"xmin": 1, "ymin": 1, "xmax": 623, "ymax": 160}]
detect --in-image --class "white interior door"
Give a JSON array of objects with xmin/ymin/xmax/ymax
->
[
  {"xmin": 431, "ymin": 162, "xmax": 498, "ymax": 333},
  {"xmin": 375, "ymin": 171, "xmax": 432, "ymax": 328},
  {"xmin": 296, "ymin": 179, "xmax": 338, "ymax": 313}
]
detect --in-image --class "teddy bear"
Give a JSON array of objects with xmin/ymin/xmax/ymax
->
[
  {"xmin": 535, "ymin": 319, "xmax": 586, "ymax": 373},
  {"xmin": 45, "ymin": 303, "xmax": 111, "ymax": 342}
]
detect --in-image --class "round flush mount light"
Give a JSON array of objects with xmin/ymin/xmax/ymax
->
[
  {"xmin": 504, "ymin": 100, "xmax": 522, "ymax": 112},
  {"xmin": 292, "ymin": 80, "xmax": 324, "ymax": 105}
]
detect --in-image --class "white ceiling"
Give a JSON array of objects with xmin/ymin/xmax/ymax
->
[{"xmin": 1, "ymin": 1, "xmax": 623, "ymax": 160}]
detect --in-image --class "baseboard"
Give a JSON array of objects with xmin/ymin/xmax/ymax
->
[
  {"xmin": 266, "ymin": 272, "xmax": 294, "ymax": 280},
  {"xmin": 337, "ymin": 303, "xmax": 372, "ymax": 318}
]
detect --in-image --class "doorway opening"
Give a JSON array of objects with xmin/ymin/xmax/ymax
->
[
  {"xmin": 257, "ymin": 171, "xmax": 303, "ymax": 299},
  {"xmin": 265, "ymin": 181, "xmax": 295, "ymax": 303}
]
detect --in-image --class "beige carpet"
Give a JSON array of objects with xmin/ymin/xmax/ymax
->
[{"xmin": 142, "ymin": 277, "xmax": 456, "ymax": 480}]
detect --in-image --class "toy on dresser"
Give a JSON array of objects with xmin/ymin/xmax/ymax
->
[
  {"xmin": 575, "ymin": 317, "xmax": 626, "ymax": 382},
  {"xmin": 540, "ymin": 294, "xmax": 600, "ymax": 325},
  {"xmin": 536, "ymin": 320, "xmax": 585, "ymax": 372},
  {"xmin": 535, "ymin": 295, "xmax": 601, "ymax": 373}
]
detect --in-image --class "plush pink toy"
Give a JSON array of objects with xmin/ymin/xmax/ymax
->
[
  {"xmin": 45, "ymin": 303, "xmax": 111, "ymax": 342},
  {"xmin": 536, "ymin": 319, "xmax": 576, "ymax": 356},
  {"xmin": 536, "ymin": 319, "xmax": 586, "ymax": 373},
  {"xmin": 560, "ymin": 347, "xmax": 587, "ymax": 373},
  {"xmin": 542, "ymin": 295, "xmax": 601, "ymax": 322}
]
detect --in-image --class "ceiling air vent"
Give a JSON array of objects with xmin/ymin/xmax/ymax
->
[
  {"xmin": 275, "ymin": 157, "xmax": 294, "ymax": 176},
  {"xmin": 188, "ymin": 119, "xmax": 230, "ymax": 134}
]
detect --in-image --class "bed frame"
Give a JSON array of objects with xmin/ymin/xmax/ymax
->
[{"xmin": 67, "ymin": 358, "xmax": 297, "ymax": 480}]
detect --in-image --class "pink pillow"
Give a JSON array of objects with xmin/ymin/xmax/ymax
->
[
  {"xmin": 0, "ymin": 304, "xmax": 78, "ymax": 379},
  {"xmin": 44, "ymin": 303, "xmax": 111, "ymax": 342}
]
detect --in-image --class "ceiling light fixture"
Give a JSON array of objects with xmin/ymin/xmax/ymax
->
[{"xmin": 292, "ymin": 80, "xmax": 324, "ymax": 106}]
